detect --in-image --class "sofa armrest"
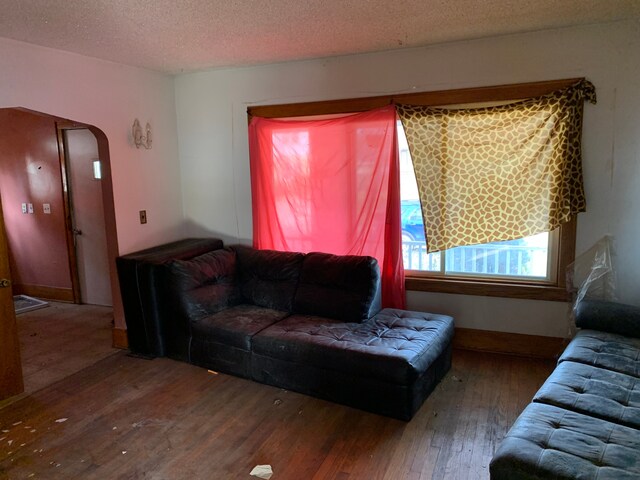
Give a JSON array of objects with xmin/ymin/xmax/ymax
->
[{"xmin": 576, "ymin": 299, "xmax": 640, "ymax": 338}]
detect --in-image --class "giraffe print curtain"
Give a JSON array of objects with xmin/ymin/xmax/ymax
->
[{"xmin": 397, "ymin": 79, "xmax": 596, "ymax": 253}]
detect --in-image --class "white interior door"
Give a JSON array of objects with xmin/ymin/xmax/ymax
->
[{"xmin": 65, "ymin": 129, "xmax": 112, "ymax": 306}]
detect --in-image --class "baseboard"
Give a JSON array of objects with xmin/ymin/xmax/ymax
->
[
  {"xmin": 13, "ymin": 284, "xmax": 74, "ymax": 302},
  {"xmin": 110, "ymin": 326, "xmax": 560, "ymax": 358},
  {"xmin": 453, "ymin": 327, "xmax": 568, "ymax": 360},
  {"xmin": 112, "ymin": 328, "xmax": 129, "ymax": 350}
]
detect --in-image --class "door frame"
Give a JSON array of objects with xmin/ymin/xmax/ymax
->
[
  {"xmin": 56, "ymin": 121, "xmax": 85, "ymax": 304},
  {"xmin": 0, "ymin": 194, "xmax": 24, "ymax": 401},
  {"xmin": 5, "ymin": 107, "xmax": 123, "ymax": 348}
]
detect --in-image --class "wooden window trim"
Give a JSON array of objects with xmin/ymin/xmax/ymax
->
[
  {"xmin": 247, "ymin": 78, "xmax": 582, "ymax": 302},
  {"xmin": 406, "ymin": 218, "xmax": 576, "ymax": 301},
  {"xmin": 247, "ymin": 78, "xmax": 583, "ymax": 118}
]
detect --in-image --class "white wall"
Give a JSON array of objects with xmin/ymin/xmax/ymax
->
[
  {"xmin": 0, "ymin": 37, "xmax": 186, "ymax": 328},
  {"xmin": 175, "ymin": 19, "xmax": 640, "ymax": 338}
]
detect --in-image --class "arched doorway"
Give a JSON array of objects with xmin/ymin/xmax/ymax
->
[{"xmin": 0, "ymin": 107, "xmax": 119, "ymax": 401}]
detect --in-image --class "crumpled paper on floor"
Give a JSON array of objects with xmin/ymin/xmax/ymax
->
[{"xmin": 250, "ymin": 464, "xmax": 273, "ymax": 479}]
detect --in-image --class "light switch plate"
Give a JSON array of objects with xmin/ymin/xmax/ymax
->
[
  {"xmin": 43, "ymin": 203, "xmax": 51, "ymax": 214},
  {"xmin": 28, "ymin": 203, "xmax": 34, "ymax": 214},
  {"xmin": 139, "ymin": 210, "xmax": 147, "ymax": 224},
  {"xmin": 21, "ymin": 203, "xmax": 27, "ymax": 214}
]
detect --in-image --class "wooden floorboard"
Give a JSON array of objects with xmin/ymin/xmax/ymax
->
[
  {"xmin": 0, "ymin": 348, "xmax": 553, "ymax": 479},
  {"xmin": 15, "ymin": 302, "xmax": 116, "ymax": 396}
]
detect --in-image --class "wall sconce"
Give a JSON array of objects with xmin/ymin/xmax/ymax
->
[{"xmin": 132, "ymin": 118, "xmax": 152, "ymax": 149}]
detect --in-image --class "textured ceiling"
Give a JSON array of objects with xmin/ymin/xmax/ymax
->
[{"xmin": 0, "ymin": 0, "xmax": 638, "ymax": 74}]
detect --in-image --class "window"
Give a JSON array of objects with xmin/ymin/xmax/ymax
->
[{"xmin": 247, "ymin": 78, "xmax": 581, "ymax": 301}]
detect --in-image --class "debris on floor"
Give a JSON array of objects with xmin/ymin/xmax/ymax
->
[
  {"xmin": 250, "ymin": 464, "xmax": 273, "ymax": 479},
  {"xmin": 273, "ymin": 399, "xmax": 282, "ymax": 406},
  {"xmin": 207, "ymin": 370, "xmax": 218, "ymax": 375},
  {"xmin": 55, "ymin": 418, "xmax": 68, "ymax": 423},
  {"xmin": 131, "ymin": 418, "xmax": 166, "ymax": 429}
]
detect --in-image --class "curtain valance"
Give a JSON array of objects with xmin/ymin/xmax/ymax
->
[{"xmin": 397, "ymin": 79, "xmax": 596, "ymax": 253}]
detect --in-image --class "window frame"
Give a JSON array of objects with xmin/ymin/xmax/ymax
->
[
  {"xmin": 247, "ymin": 78, "xmax": 582, "ymax": 302},
  {"xmin": 405, "ymin": 218, "xmax": 575, "ymax": 301},
  {"xmin": 406, "ymin": 229, "xmax": 560, "ymax": 283}
]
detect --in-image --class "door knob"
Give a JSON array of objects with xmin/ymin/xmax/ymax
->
[
  {"xmin": 0, "ymin": 278, "xmax": 11, "ymax": 288},
  {"xmin": 73, "ymin": 228, "xmax": 83, "ymax": 235}
]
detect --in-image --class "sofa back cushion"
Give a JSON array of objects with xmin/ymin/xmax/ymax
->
[
  {"xmin": 576, "ymin": 299, "xmax": 640, "ymax": 338},
  {"xmin": 293, "ymin": 252, "xmax": 381, "ymax": 322},
  {"xmin": 167, "ymin": 248, "xmax": 240, "ymax": 320},
  {"xmin": 233, "ymin": 246, "xmax": 304, "ymax": 312}
]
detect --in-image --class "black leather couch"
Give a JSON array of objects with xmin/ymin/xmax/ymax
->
[
  {"xmin": 117, "ymin": 239, "xmax": 454, "ymax": 420},
  {"xmin": 490, "ymin": 300, "xmax": 640, "ymax": 479}
]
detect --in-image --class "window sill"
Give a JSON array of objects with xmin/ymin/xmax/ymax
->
[{"xmin": 405, "ymin": 275, "xmax": 569, "ymax": 302}]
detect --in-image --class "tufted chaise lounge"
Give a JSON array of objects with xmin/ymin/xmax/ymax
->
[
  {"xmin": 490, "ymin": 300, "xmax": 640, "ymax": 479},
  {"xmin": 251, "ymin": 308, "xmax": 453, "ymax": 420},
  {"xmin": 117, "ymin": 239, "xmax": 454, "ymax": 420}
]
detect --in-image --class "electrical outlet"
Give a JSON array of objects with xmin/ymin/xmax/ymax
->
[
  {"xmin": 28, "ymin": 203, "xmax": 34, "ymax": 214},
  {"xmin": 21, "ymin": 203, "xmax": 27, "ymax": 214},
  {"xmin": 139, "ymin": 210, "xmax": 147, "ymax": 224},
  {"xmin": 43, "ymin": 203, "xmax": 51, "ymax": 214}
]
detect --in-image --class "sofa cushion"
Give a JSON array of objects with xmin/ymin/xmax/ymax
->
[
  {"xmin": 168, "ymin": 248, "xmax": 240, "ymax": 320},
  {"xmin": 293, "ymin": 252, "xmax": 381, "ymax": 322},
  {"xmin": 191, "ymin": 304, "xmax": 289, "ymax": 351},
  {"xmin": 559, "ymin": 330, "xmax": 640, "ymax": 378},
  {"xmin": 490, "ymin": 402, "xmax": 640, "ymax": 480},
  {"xmin": 533, "ymin": 360, "xmax": 640, "ymax": 430},
  {"xmin": 233, "ymin": 246, "xmax": 304, "ymax": 312},
  {"xmin": 251, "ymin": 308, "xmax": 453, "ymax": 385}
]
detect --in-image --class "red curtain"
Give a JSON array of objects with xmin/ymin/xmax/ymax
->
[{"xmin": 248, "ymin": 105, "xmax": 405, "ymax": 309}]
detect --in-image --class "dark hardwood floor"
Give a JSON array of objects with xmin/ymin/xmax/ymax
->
[
  {"xmin": 13, "ymin": 302, "xmax": 116, "ymax": 396},
  {"xmin": 0, "ymin": 346, "xmax": 553, "ymax": 479}
]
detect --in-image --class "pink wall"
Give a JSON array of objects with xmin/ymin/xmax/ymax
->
[{"xmin": 0, "ymin": 109, "xmax": 72, "ymax": 291}]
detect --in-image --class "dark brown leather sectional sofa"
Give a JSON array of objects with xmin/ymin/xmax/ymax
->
[{"xmin": 117, "ymin": 238, "xmax": 454, "ymax": 420}]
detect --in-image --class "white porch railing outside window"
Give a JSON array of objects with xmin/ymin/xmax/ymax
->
[{"xmin": 402, "ymin": 240, "xmax": 549, "ymax": 279}]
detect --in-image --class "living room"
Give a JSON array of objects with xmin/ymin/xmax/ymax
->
[{"xmin": 1, "ymin": 2, "xmax": 639, "ymax": 478}]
